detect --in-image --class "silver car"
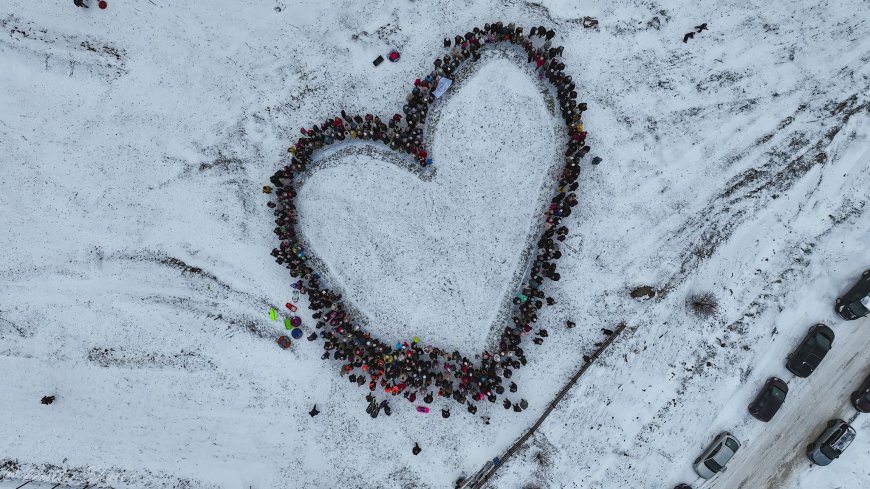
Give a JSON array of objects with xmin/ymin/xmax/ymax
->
[
  {"xmin": 807, "ymin": 419, "xmax": 856, "ymax": 466},
  {"xmin": 693, "ymin": 432, "xmax": 741, "ymax": 479}
]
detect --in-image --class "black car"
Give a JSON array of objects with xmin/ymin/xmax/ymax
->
[
  {"xmin": 674, "ymin": 485, "xmax": 692, "ymax": 489},
  {"xmin": 852, "ymin": 371, "xmax": 870, "ymax": 413},
  {"xmin": 786, "ymin": 324, "xmax": 834, "ymax": 378},
  {"xmin": 836, "ymin": 269, "xmax": 870, "ymax": 320},
  {"xmin": 748, "ymin": 377, "xmax": 789, "ymax": 422}
]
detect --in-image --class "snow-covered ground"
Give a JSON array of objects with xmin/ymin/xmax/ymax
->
[{"xmin": 1, "ymin": 0, "xmax": 868, "ymax": 488}]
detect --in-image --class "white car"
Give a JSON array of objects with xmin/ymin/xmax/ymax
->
[{"xmin": 693, "ymin": 432, "xmax": 741, "ymax": 479}]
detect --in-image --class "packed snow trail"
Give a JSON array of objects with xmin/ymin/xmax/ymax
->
[{"xmin": 462, "ymin": 323, "xmax": 627, "ymax": 488}]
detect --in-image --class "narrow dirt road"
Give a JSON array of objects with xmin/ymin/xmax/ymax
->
[{"xmin": 706, "ymin": 316, "xmax": 870, "ymax": 489}]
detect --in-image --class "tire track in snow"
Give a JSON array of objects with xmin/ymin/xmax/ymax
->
[
  {"xmin": 659, "ymin": 92, "xmax": 870, "ymax": 298},
  {"xmin": 0, "ymin": 14, "xmax": 127, "ymax": 81}
]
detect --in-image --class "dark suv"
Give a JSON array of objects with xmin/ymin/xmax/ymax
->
[
  {"xmin": 748, "ymin": 377, "xmax": 789, "ymax": 422},
  {"xmin": 786, "ymin": 324, "xmax": 834, "ymax": 378},
  {"xmin": 836, "ymin": 269, "xmax": 870, "ymax": 320},
  {"xmin": 852, "ymin": 371, "xmax": 870, "ymax": 413},
  {"xmin": 807, "ymin": 419, "xmax": 856, "ymax": 466}
]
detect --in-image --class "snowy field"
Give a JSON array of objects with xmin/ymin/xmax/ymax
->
[{"xmin": 1, "ymin": 0, "xmax": 869, "ymax": 488}]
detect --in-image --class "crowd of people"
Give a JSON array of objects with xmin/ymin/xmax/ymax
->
[{"xmin": 267, "ymin": 22, "xmax": 591, "ymax": 416}]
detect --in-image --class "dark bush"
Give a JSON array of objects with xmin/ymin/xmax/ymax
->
[{"xmin": 688, "ymin": 292, "xmax": 718, "ymax": 318}]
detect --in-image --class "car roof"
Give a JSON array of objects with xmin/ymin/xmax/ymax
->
[
  {"xmin": 794, "ymin": 342, "xmax": 825, "ymax": 362},
  {"xmin": 711, "ymin": 435, "xmax": 739, "ymax": 463},
  {"xmin": 800, "ymin": 327, "xmax": 833, "ymax": 356},
  {"xmin": 712, "ymin": 445, "xmax": 736, "ymax": 464},
  {"xmin": 757, "ymin": 388, "xmax": 785, "ymax": 417}
]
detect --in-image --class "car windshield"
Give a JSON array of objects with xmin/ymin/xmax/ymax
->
[
  {"xmin": 853, "ymin": 296, "xmax": 870, "ymax": 315},
  {"xmin": 704, "ymin": 457, "xmax": 723, "ymax": 473},
  {"xmin": 708, "ymin": 443, "xmax": 722, "ymax": 458},
  {"xmin": 812, "ymin": 333, "xmax": 831, "ymax": 350},
  {"xmin": 771, "ymin": 386, "xmax": 786, "ymax": 401},
  {"xmin": 724, "ymin": 438, "xmax": 739, "ymax": 453}
]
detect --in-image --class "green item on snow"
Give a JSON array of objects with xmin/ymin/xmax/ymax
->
[
  {"xmin": 284, "ymin": 318, "xmax": 293, "ymax": 330},
  {"xmin": 412, "ymin": 336, "xmax": 420, "ymax": 343},
  {"xmin": 269, "ymin": 308, "xmax": 277, "ymax": 321}
]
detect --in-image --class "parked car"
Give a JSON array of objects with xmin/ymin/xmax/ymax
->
[
  {"xmin": 748, "ymin": 377, "xmax": 789, "ymax": 422},
  {"xmin": 836, "ymin": 269, "xmax": 870, "ymax": 320},
  {"xmin": 851, "ymin": 371, "xmax": 870, "ymax": 413},
  {"xmin": 693, "ymin": 432, "xmax": 741, "ymax": 479},
  {"xmin": 786, "ymin": 324, "xmax": 834, "ymax": 377},
  {"xmin": 674, "ymin": 485, "xmax": 692, "ymax": 489},
  {"xmin": 807, "ymin": 419, "xmax": 856, "ymax": 465}
]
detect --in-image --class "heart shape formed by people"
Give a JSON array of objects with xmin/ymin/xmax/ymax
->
[
  {"xmin": 267, "ymin": 22, "xmax": 590, "ymax": 413},
  {"xmin": 298, "ymin": 55, "xmax": 558, "ymax": 356}
]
